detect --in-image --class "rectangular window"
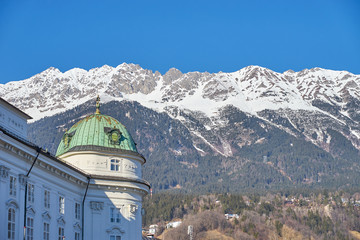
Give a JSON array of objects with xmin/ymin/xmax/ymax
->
[
  {"xmin": 43, "ymin": 222, "xmax": 50, "ymax": 240},
  {"xmin": 44, "ymin": 190, "xmax": 50, "ymax": 208},
  {"xmin": 59, "ymin": 196, "xmax": 65, "ymax": 214},
  {"xmin": 110, "ymin": 207, "xmax": 121, "ymax": 223},
  {"xmin": 9, "ymin": 176, "xmax": 16, "ymax": 196},
  {"xmin": 58, "ymin": 227, "xmax": 64, "ymax": 240},
  {"xmin": 75, "ymin": 232, "xmax": 80, "ymax": 240},
  {"xmin": 26, "ymin": 217, "xmax": 34, "ymax": 240},
  {"xmin": 110, "ymin": 236, "xmax": 121, "ymax": 240},
  {"xmin": 75, "ymin": 202, "xmax": 81, "ymax": 220},
  {"xmin": 8, "ymin": 208, "xmax": 15, "ymax": 240},
  {"xmin": 110, "ymin": 159, "xmax": 121, "ymax": 171},
  {"xmin": 27, "ymin": 183, "xmax": 35, "ymax": 203}
]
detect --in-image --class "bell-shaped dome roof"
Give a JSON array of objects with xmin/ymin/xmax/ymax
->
[{"xmin": 56, "ymin": 97, "xmax": 137, "ymax": 157}]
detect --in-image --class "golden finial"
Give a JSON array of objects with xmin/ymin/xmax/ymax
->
[{"xmin": 95, "ymin": 95, "xmax": 101, "ymax": 114}]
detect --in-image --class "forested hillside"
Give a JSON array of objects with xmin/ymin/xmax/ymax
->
[
  {"xmin": 143, "ymin": 191, "xmax": 360, "ymax": 240},
  {"xmin": 28, "ymin": 100, "xmax": 360, "ymax": 193}
]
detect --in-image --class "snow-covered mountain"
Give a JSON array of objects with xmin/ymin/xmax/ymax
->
[
  {"xmin": 1, "ymin": 63, "xmax": 360, "ymax": 154},
  {"xmin": 3, "ymin": 63, "xmax": 360, "ymax": 191},
  {"xmin": 0, "ymin": 64, "xmax": 355, "ymax": 118}
]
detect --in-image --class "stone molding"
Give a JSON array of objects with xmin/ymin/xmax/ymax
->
[
  {"xmin": 42, "ymin": 211, "xmax": 51, "ymax": 221},
  {"xmin": 57, "ymin": 216, "xmax": 66, "ymax": 226},
  {"xmin": 6, "ymin": 199, "xmax": 19, "ymax": 209},
  {"xmin": 0, "ymin": 165, "xmax": 9, "ymax": 179},
  {"xmin": 73, "ymin": 222, "xmax": 82, "ymax": 231},
  {"xmin": 90, "ymin": 201, "xmax": 104, "ymax": 212},
  {"xmin": 106, "ymin": 226, "xmax": 125, "ymax": 234},
  {"xmin": 26, "ymin": 206, "xmax": 36, "ymax": 216},
  {"xmin": 129, "ymin": 204, "xmax": 138, "ymax": 214},
  {"xmin": 18, "ymin": 174, "xmax": 28, "ymax": 186}
]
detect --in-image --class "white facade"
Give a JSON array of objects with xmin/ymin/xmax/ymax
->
[
  {"xmin": 0, "ymin": 98, "xmax": 149, "ymax": 240},
  {"xmin": 0, "ymin": 98, "xmax": 30, "ymax": 140}
]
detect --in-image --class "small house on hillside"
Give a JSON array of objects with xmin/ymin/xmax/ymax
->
[{"xmin": 166, "ymin": 221, "xmax": 182, "ymax": 229}]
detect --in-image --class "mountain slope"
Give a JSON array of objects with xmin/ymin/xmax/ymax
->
[
  {"xmin": 2, "ymin": 63, "xmax": 360, "ymax": 192},
  {"xmin": 28, "ymin": 100, "xmax": 360, "ymax": 192}
]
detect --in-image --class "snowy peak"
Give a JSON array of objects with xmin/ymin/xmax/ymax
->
[
  {"xmin": 1, "ymin": 63, "xmax": 359, "ymax": 123},
  {"xmin": 2, "ymin": 63, "xmax": 360, "ymax": 159}
]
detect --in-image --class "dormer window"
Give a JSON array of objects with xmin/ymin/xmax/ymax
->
[
  {"xmin": 104, "ymin": 127, "xmax": 122, "ymax": 145},
  {"xmin": 110, "ymin": 159, "xmax": 121, "ymax": 171},
  {"xmin": 62, "ymin": 130, "xmax": 76, "ymax": 148}
]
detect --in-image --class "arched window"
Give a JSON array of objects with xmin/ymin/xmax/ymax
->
[{"xmin": 8, "ymin": 208, "xmax": 15, "ymax": 240}]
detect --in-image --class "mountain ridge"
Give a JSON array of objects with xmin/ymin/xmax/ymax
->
[
  {"xmin": 1, "ymin": 63, "xmax": 360, "ymax": 192},
  {"xmin": 1, "ymin": 63, "xmax": 358, "ymax": 122}
]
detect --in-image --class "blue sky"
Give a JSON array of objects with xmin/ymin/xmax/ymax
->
[{"xmin": 0, "ymin": 0, "xmax": 359, "ymax": 84}]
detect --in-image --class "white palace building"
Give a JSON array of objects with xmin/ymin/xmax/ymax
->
[{"xmin": 0, "ymin": 97, "xmax": 150, "ymax": 240}]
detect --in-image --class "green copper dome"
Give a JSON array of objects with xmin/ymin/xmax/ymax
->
[{"xmin": 56, "ymin": 97, "xmax": 137, "ymax": 157}]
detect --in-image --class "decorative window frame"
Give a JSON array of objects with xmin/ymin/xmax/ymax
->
[
  {"xmin": 26, "ymin": 206, "xmax": 36, "ymax": 217},
  {"xmin": 0, "ymin": 165, "xmax": 10, "ymax": 180},
  {"xmin": 129, "ymin": 204, "xmax": 138, "ymax": 214},
  {"xmin": 6, "ymin": 199, "xmax": 19, "ymax": 209},
  {"xmin": 73, "ymin": 222, "xmax": 82, "ymax": 231},
  {"xmin": 57, "ymin": 216, "xmax": 66, "ymax": 226},
  {"xmin": 18, "ymin": 174, "xmax": 28, "ymax": 188},
  {"xmin": 106, "ymin": 226, "xmax": 125, "ymax": 235},
  {"xmin": 42, "ymin": 211, "xmax": 51, "ymax": 222},
  {"xmin": 104, "ymin": 127, "xmax": 122, "ymax": 145}
]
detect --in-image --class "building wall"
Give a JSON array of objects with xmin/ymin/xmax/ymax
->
[
  {"xmin": 61, "ymin": 151, "xmax": 144, "ymax": 180},
  {"xmin": 0, "ymin": 130, "xmax": 148, "ymax": 240},
  {"xmin": 0, "ymin": 133, "xmax": 87, "ymax": 240},
  {"xmin": 0, "ymin": 100, "xmax": 29, "ymax": 140},
  {"xmin": 0, "ymin": 98, "xmax": 148, "ymax": 240}
]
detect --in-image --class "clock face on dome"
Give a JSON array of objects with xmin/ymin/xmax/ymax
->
[
  {"xmin": 107, "ymin": 129, "xmax": 122, "ymax": 145},
  {"xmin": 112, "ymin": 132, "xmax": 119, "ymax": 142}
]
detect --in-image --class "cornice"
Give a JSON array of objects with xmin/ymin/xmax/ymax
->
[
  {"xmin": 0, "ymin": 138, "xmax": 87, "ymax": 187},
  {"xmin": 0, "ymin": 130, "xmax": 151, "ymax": 195},
  {"xmin": 60, "ymin": 145, "xmax": 146, "ymax": 163}
]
